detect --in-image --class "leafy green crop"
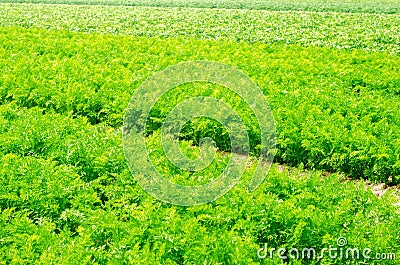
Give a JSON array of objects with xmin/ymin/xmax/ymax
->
[
  {"xmin": 1, "ymin": 26, "xmax": 399, "ymax": 184},
  {"xmin": 1, "ymin": 108, "xmax": 399, "ymax": 263},
  {"xmin": 1, "ymin": 2, "xmax": 400, "ymax": 264},
  {"xmin": 1, "ymin": 3, "xmax": 399, "ymax": 54},
  {"xmin": 0, "ymin": 103, "xmax": 126, "ymax": 182},
  {"xmin": 1, "ymin": 0, "xmax": 399, "ymax": 14}
]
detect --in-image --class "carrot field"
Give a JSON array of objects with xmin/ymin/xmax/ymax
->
[{"xmin": 0, "ymin": 1, "xmax": 399, "ymax": 264}]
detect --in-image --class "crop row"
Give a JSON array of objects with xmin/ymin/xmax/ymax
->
[
  {"xmin": 0, "ymin": 103, "xmax": 126, "ymax": 182},
  {"xmin": 1, "ymin": 103, "xmax": 399, "ymax": 264},
  {"xmin": 1, "ymin": 26, "xmax": 399, "ymax": 183},
  {"xmin": 1, "ymin": 3, "xmax": 400, "ymax": 55},
  {"xmin": 1, "ymin": 0, "xmax": 399, "ymax": 14}
]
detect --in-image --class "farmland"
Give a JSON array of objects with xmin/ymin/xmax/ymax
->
[
  {"xmin": 1, "ymin": 0, "xmax": 400, "ymax": 14},
  {"xmin": 1, "ymin": 3, "xmax": 400, "ymax": 54},
  {"xmin": 0, "ymin": 0, "xmax": 400, "ymax": 264}
]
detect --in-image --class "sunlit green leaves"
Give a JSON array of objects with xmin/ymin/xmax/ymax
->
[{"xmin": 1, "ymin": 3, "xmax": 399, "ymax": 54}]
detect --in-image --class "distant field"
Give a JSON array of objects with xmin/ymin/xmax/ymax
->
[
  {"xmin": 1, "ymin": 3, "xmax": 400, "ymax": 55},
  {"xmin": 0, "ymin": 0, "xmax": 399, "ymax": 13},
  {"xmin": 0, "ymin": 0, "xmax": 399, "ymax": 264}
]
